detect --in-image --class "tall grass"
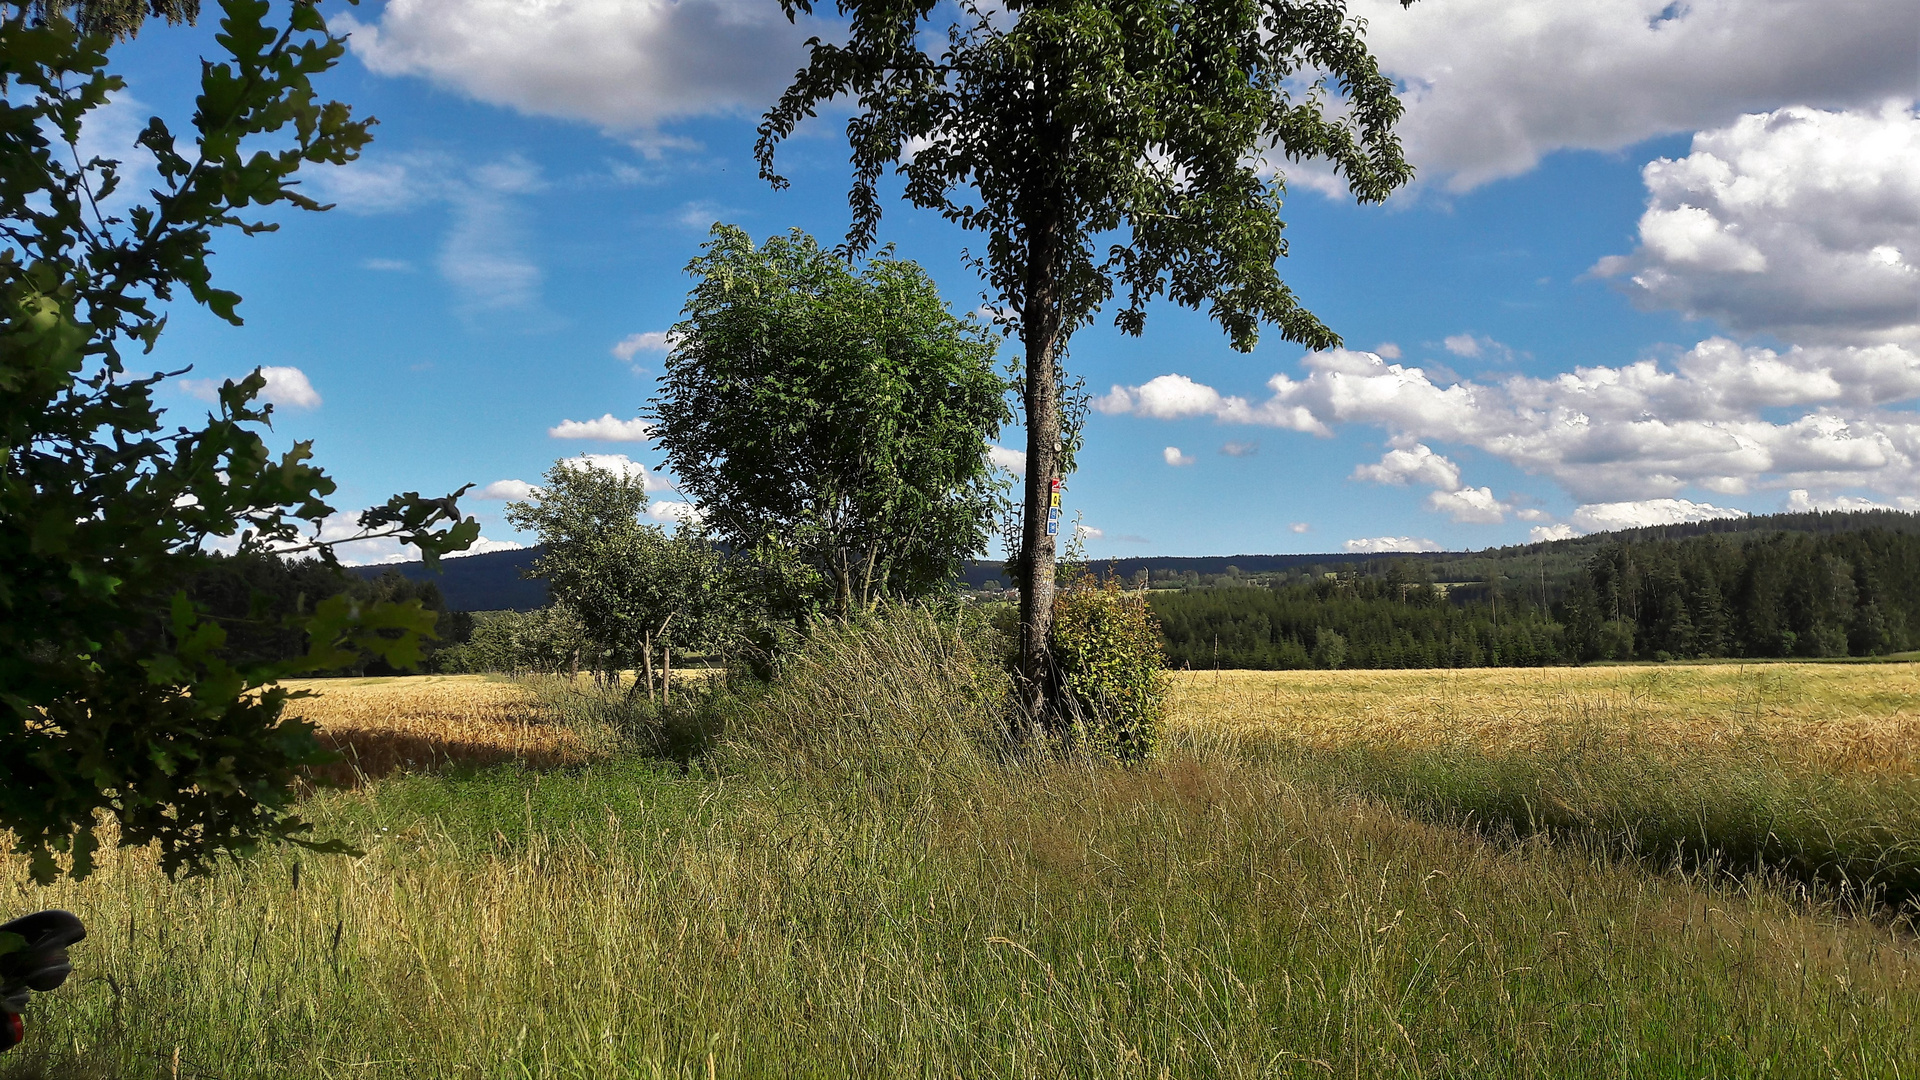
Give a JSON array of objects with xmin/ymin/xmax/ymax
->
[
  {"xmin": 718, "ymin": 606, "xmax": 1011, "ymax": 780},
  {"xmin": 6, "ymin": 627, "xmax": 1920, "ymax": 1078},
  {"xmin": 1256, "ymin": 738, "xmax": 1920, "ymax": 913},
  {"xmin": 1176, "ymin": 667, "xmax": 1920, "ymax": 913}
]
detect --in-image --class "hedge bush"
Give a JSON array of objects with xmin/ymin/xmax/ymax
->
[{"xmin": 1051, "ymin": 576, "xmax": 1168, "ymax": 761}]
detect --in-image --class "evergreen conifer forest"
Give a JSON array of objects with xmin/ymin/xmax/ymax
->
[{"xmin": 1150, "ymin": 526, "xmax": 1920, "ymax": 669}]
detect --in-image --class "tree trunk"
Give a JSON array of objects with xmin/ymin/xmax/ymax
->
[
  {"xmin": 641, "ymin": 631, "xmax": 656, "ymax": 704},
  {"xmin": 653, "ymin": 614, "xmax": 674, "ymax": 704},
  {"xmin": 1016, "ymin": 217, "xmax": 1065, "ymax": 731}
]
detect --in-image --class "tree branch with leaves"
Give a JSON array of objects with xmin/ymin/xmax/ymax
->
[{"xmin": 0, "ymin": 0, "xmax": 476, "ymax": 883}]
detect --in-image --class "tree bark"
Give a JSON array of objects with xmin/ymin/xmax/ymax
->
[
  {"xmin": 1016, "ymin": 208, "xmax": 1064, "ymax": 731},
  {"xmin": 641, "ymin": 631, "xmax": 656, "ymax": 704}
]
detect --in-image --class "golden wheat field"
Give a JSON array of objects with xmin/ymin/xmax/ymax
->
[
  {"xmin": 281, "ymin": 675, "xmax": 586, "ymax": 785},
  {"xmin": 1170, "ymin": 662, "xmax": 1920, "ymax": 771},
  {"xmin": 283, "ymin": 661, "xmax": 1920, "ymax": 778}
]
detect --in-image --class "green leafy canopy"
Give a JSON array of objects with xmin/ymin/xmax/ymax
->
[
  {"xmin": 757, "ymin": 0, "xmax": 1415, "ymax": 351},
  {"xmin": 652, "ymin": 226, "xmax": 1011, "ymax": 620},
  {"xmin": 0, "ymin": 0, "xmax": 476, "ymax": 882}
]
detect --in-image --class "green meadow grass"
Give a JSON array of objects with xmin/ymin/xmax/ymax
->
[{"xmin": 6, "ymin": 617, "xmax": 1920, "ymax": 1079}]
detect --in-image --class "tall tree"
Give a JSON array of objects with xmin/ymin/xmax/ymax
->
[
  {"xmin": 0, "ymin": 0, "xmax": 476, "ymax": 883},
  {"xmin": 757, "ymin": 0, "xmax": 1414, "ymax": 723},
  {"xmin": 653, "ymin": 226, "xmax": 1009, "ymax": 620}
]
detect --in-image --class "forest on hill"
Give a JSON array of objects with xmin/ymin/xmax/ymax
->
[
  {"xmin": 324, "ymin": 508, "xmax": 1920, "ymax": 671},
  {"xmin": 1151, "ymin": 525, "xmax": 1920, "ymax": 669}
]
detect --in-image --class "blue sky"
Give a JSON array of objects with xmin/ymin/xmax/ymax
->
[{"xmin": 104, "ymin": 0, "xmax": 1919, "ymax": 561}]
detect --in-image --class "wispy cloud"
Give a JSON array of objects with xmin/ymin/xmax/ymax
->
[
  {"xmin": 439, "ymin": 156, "xmax": 546, "ymax": 313},
  {"xmin": 313, "ymin": 151, "xmax": 550, "ymax": 315}
]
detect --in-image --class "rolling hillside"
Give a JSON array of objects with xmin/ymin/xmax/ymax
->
[{"xmin": 354, "ymin": 508, "xmax": 1920, "ymax": 613}]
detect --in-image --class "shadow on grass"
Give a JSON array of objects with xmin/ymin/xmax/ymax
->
[
  {"xmin": 1264, "ymin": 741, "xmax": 1920, "ymax": 918},
  {"xmin": 515, "ymin": 675, "xmax": 734, "ymax": 769}
]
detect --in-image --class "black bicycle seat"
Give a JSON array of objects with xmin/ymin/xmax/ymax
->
[{"xmin": 1, "ymin": 910, "xmax": 87, "ymax": 1007}]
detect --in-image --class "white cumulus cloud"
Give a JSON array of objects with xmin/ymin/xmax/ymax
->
[
  {"xmin": 647, "ymin": 501, "xmax": 705, "ymax": 524},
  {"xmin": 1569, "ymin": 498, "xmax": 1748, "ymax": 533},
  {"xmin": 612, "ymin": 331, "xmax": 676, "ymax": 361},
  {"xmin": 549, "ymin": 414, "xmax": 655, "ymax": 442},
  {"xmin": 1426, "ymin": 486, "xmax": 1512, "ymax": 525},
  {"xmin": 1344, "ymin": 536, "xmax": 1443, "ymax": 554},
  {"xmin": 1352, "ymin": 443, "xmax": 1462, "ymax": 490},
  {"xmin": 258, "ymin": 366, "xmax": 321, "ymax": 409},
  {"xmin": 1594, "ymin": 103, "xmax": 1920, "ymax": 346},
  {"xmin": 340, "ymin": 0, "xmax": 819, "ymax": 143},
  {"xmin": 1529, "ymin": 524, "xmax": 1576, "ymax": 542},
  {"xmin": 1783, "ymin": 489, "xmax": 1913, "ymax": 513},
  {"xmin": 476, "ymin": 479, "xmax": 536, "ymax": 500},
  {"xmin": 1110, "ymin": 340, "xmax": 1920, "ymax": 507},
  {"xmin": 1356, "ymin": 0, "xmax": 1917, "ymax": 191},
  {"xmin": 1096, "ymin": 374, "xmax": 1228, "ymax": 420},
  {"xmin": 1163, "ymin": 446, "xmax": 1196, "ymax": 467},
  {"xmin": 185, "ymin": 366, "xmax": 324, "ymax": 409},
  {"xmin": 557, "ymin": 453, "xmax": 674, "ymax": 492},
  {"xmin": 448, "ymin": 536, "xmax": 528, "ymax": 557},
  {"xmin": 338, "ymin": 0, "xmax": 1913, "ymax": 198},
  {"xmin": 988, "ymin": 444, "xmax": 1027, "ymax": 474},
  {"xmin": 1353, "ymin": 443, "xmax": 1514, "ymax": 524}
]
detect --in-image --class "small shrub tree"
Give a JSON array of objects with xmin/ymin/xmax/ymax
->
[
  {"xmin": 1050, "ymin": 576, "xmax": 1167, "ymax": 761},
  {"xmin": 432, "ymin": 607, "xmax": 594, "ymax": 676},
  {"xmin": 1311, "ymin": 628, "xmax": 1348, "ymax": 669},
  {"xmin": 507, "ymin": 459, "xmax": 746, "ymax": 699},
  {"xmin": 654, "ymin": 226, "xmax": 1010, "ymax": 622}
]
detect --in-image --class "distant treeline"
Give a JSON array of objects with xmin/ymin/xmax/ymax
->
[
  {"xmin": 1562, "ymin": 528, "xmax": 1920, "ymax": 661},
  {"xmin": 1151, "ymin": 571, "xmax": 1563, "ymax": 670},
  {"xmin": 189, "ymin": 553, "xmax": 472, "ymax": 675},
  {"xmin": 1151, "ymin": 528, "xmax": 1920, "ymax": 669},
  {"xmin": 206, "ymin": 514, "xmax": 1920, "ymax": 674}
]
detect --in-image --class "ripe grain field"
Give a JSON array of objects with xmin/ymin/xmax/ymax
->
[
  {"xmin": 286, "ymin": 676, "xmax": 589, "ymax": 786},
  {"xmin": 7, "ymin": 646, "xmax": 1920, "ymax": 1079},
  {"xmin": 1171, "ymin": 662, "xmax": 1920, "ymax": 767}
]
